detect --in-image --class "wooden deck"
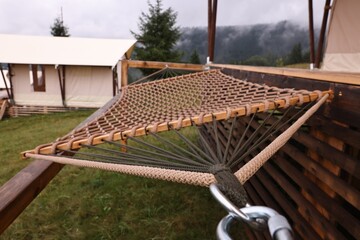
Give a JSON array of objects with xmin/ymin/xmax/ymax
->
[{"xmin": 7, "ymin": 105, "xmax": 89, "ymax": 117}]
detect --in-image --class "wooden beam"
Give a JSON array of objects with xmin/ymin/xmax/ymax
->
[
  {"xmin": 315, "ymin": 0, "xmax": 332, "ymax": 68},
  {"xmin": 308, "ymin": 0, "xmax": 315, "ymax": 67},
  {"xmin": 0, "ymin": 65, "xmax": 12, "ymax": 101},
  {"xmin": 212, "ymin": 63, "xmax": 360, "ymax": 86},
  {"xmin": 112, "ymin": 68, "xmax": 117, "ymax": 96},
  {"xmin": 121, "ymin": 60, "xmax": 128, "ymax": 87},
  {"xmin": 62, "ymin": 66, "xmax": 66, "ymax": 106},
  {"xmin": 208, "ymin": 0, "xmax": 212, "ymax": 61},
  {"xmin": 208, "ymin": 0, "xmax": 218, "ymax": 62},
  {"xmin": 57, "ymin": 66, "xmax": 66, "ymax": 107},
  {"xmin": 0, "ymin": 104, "xmax": 97, "ymax": 234},
  {"xmin": 0, "ymin": 160, "xmax": 63, "ymax": 234},
  {"xmin": 7, "ymin": 64, "xmax": 15, "ymax": 104},
  {"xmin": 126, "ymin": 60, "xmax": 205, "ymax": 71}
]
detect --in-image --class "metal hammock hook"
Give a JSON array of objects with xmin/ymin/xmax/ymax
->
[{"xmin": 210, "ymin": 183, "xmax": 293, "ymax": 240}]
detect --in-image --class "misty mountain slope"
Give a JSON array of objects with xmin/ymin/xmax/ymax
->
[{"xmin": 177, "ymin": 21, "xmax": 317, "ymax": 64}]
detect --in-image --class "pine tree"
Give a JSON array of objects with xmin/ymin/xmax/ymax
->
[
  {"xmin": 189, "ymin": 50, "xmax": 201, "ymax": 64},
  {"xmin": 286, "ymin": 43, "xmax": 303, "ymax": 65},
  {"xmin": 131, "ymin": 0, "xmax": 181, "ymax": 63},
  {"xmin": 50, "ymin": 16, "xmax": 70, "ymax": 37}
]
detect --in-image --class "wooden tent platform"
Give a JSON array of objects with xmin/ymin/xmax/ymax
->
[
  {"xmin": 0, "ymin": 62, "xmax": 359, "ymax": 239},
  {"xmin": 7, "ymin": 105, "xmax": 88, "ymax": 117}
]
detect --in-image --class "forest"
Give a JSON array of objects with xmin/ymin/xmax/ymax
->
[{"xmin": 177, "ymin": 20, "xmax": 319, "ymax": 66}]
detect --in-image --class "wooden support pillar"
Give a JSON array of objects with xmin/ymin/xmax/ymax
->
[
  {"xmin": 121, "ymin": 60, "xmax": 129, "ymax": 87},
  {"xmin": 308, "ymin": 0, "xmax": 315, "ymax": 69},
  {"xmin": 315, "ymin": 0, "xmax": 332, "ymax": 69},
  {"xmin": 112, "ymin": 67, "xmax": 119, "ymax": 96},
  {"xmin": 208, "ymin": 0, "xmax": 212, "ymax": 61},
  {"xmin": 7, "ymin": 64, "xmax": 15, "ymax": 105},
  {"xmin": 57, "ymin": 65, "xmax": 66, "ymax": 107},
  {"xmin": 208, "ymin": 0, "xmax": 218, "ymax": 62},
  {"xmin": 0, "ymin": 64, "xmax": 12, "ymax": 102}
]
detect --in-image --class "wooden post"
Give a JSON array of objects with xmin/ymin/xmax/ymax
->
[
  {"xmin": 308, "ymin": 0, "xmax": 315, "ymax": 69},
  {"xmin": 208, "ymin": 0, "xmax": 212, "ymax": 62},
  {"xmin": 208, "ymin": 0, "xmax": 218, "ymax": 62},
  {"xmin": 62, "ymin": 66, "xmax": 66, "ymax": 106},
  {"xmin": 315, "ymin": 0, "xmax": 332, "ymax": 68},
  {"xmin": 57, "ymin": 66, "xmax": 66, "ymax": 107},
  {"xmin": 7, "ymin": 64, "xmax": 15, "ymax": 105},
  {"xmin": 112, "ymin": 67, "xmax": 118, "ymax": 96},
  {"xmin": 0, "ymin": 64, "xmax": 11, "ymax": 100},
  {"xmin": 121, "ymin": 60, "xmax": 128, "ymax": 87}
]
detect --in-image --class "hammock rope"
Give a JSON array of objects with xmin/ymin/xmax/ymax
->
[
  {"xmin": 24, "ymin": 69, "xmax": 329, "ymax": 208},
  {"xmin": 23, "ymin": 70, "xmax": 324, "ymax": 156}
]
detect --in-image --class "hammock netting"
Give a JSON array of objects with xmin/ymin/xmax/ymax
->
[{"xmin": 24, "ymin": 69, "xmax": 328, "ymax": 206}]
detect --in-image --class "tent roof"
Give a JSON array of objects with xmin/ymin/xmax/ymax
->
[{"xmin": 0, "ymin": 34, "xmax": 136, "ymax": 67}]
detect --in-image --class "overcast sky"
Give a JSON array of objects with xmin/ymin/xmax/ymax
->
[{"xmin": 0, "ymin": 0, "xmax": 326, "ymax": 39}]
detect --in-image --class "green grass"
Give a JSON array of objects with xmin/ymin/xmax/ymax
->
[{"xmin": 0, "ymin": 112, "xmax": 247, "ymax": 239}]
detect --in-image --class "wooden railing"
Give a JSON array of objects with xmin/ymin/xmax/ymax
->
[
  {"xmin": 0, "ymin": 161, "xmax": 63, "ymax": 233},
  {"xmin": 120, "ymin": 60, "xmax": 205, "ymax": 86}
]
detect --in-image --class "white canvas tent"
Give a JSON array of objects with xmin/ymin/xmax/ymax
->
[
  {"xmin": 322, "ymin": 0, "xmax": 360, "ymax": 72},
  {"xmin": 0, "ymin": 34, "xmax": 136, "ymax": 107}
]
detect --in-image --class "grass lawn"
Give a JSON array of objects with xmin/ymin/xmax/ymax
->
[{"xmin": 0, "ymin": 111, "xmax": 247, "ymax": 239}]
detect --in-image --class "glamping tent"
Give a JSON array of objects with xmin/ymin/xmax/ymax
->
[
  {"xmin": 322, "ymin": 0, "xmax": 360, "ymax": 72},
  {"xmin": 0, "ymin": 34, "xmax": 136, "ymax": 108}
]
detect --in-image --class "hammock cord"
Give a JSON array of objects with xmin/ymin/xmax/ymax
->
[
  {"xmin": 26, "ymin": 93, "xmax": 328, "ymax": 209},
  {"xmin": 24, "ymin": 68, "xmax": 329, "ymax": 210}
]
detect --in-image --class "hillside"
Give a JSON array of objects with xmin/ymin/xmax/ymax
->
[{"xmin": 177, "ymin": 21, "xmax": 318, "ymax": 65}]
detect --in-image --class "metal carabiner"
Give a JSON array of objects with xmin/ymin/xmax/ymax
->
[{"xmin": 210, "ymin": 183, "xmax": 293, "ymax": 240}]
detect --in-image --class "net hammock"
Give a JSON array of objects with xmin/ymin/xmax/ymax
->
[{"xmin": 24, "ymin": 69, "xmax": 329, "ymax": 208}]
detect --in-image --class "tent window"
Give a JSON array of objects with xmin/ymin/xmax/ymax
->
[{"xmin": 29, "ymin": 64, "xmax": 46, "ymax": 92}]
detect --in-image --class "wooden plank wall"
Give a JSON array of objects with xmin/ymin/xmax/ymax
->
[{"xmin": 199, "ymin": 68, "xmax": 360, "ymax": 240}]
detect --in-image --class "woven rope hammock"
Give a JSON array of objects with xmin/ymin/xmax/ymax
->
[{"xmin": 24, "ymin": 69, "xmax": 329, "ymax": 207}]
